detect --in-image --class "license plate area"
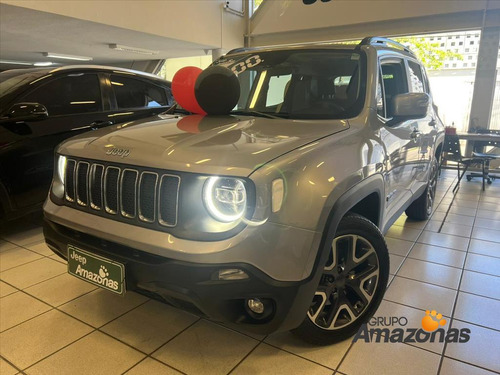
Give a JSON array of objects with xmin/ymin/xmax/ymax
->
[{"xmin": 67, "ymin": 245, "xmax": 125, "ymax": 295}]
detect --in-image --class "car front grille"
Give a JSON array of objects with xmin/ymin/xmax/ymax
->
[{"xmin": 63, "ymin": 159, "xmax": 180, "ymax": 228}]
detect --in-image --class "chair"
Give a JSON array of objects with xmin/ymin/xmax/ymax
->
[
  {"xmin": 441, "ymin": 134, "xmax": 489, "ymax": 191},
  {"xmin": 466, "ymin": 129, "xmax": 500, "ymax": 185}
]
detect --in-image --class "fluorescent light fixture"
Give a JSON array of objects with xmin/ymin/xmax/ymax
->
[
  {"xmin": 109, "ymin": 44, "xmax": 159, "ymax": 55},
  {"xmin": 33, "ymin": 62, "xmax": 53, "ymax": 67},
  {"xmin": 43, "ymin": 52, "xmax": 93, "ymax": 61},
  {"xmin": 0, "ymin": 60, "xmax": 32, "ymax": 65}
]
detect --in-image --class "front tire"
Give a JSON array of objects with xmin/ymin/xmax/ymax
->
[
  {"xmin": 292, "ymin": 213, "xmax": 389, "ymax": 345},
  {"xmin": 405, "ymin": 157, "xmax": 439, "ymax": 221}
]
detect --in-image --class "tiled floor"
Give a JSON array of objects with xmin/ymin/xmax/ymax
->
[{"xmin": 1, "ymin": 170, "xmax": 499, "ymax": 375}]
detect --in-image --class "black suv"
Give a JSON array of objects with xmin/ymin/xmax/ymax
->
[{"xmin": 0, "ymin": 65, "xmax": 172, "ymax": 221}]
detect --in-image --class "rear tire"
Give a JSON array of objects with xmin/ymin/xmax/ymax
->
[
  {"xmin": 291, "ymin": 213, "xmax": 389, "ymax": 345},
  {"xmin": 405, "ymin": 157, "xmax": 438, "ymax": 221}
]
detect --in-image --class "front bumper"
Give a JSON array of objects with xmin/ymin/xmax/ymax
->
[{"xmin": 43, "ymin": 217, "xmax": 322, "ymax": 334}]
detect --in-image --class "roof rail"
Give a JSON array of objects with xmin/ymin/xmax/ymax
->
[{"xmin": 357, "ymin": 36, "xmax": 415, "ymax": 56}]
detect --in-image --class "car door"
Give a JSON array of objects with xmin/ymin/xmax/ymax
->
[
  {"xmin": 406, "ymin": 59, "xmax": 437, "ymax": 193},
  {"xmin": 377, "ymin": 57, "xmax": 421, "ymax": 218},
  {"xmin": 103, "ymin": 73, "xmax": 172, "ymax": 123},
  {"xmin": 3, "ymin": 72, "xmax": 109, "ymax": 209}
]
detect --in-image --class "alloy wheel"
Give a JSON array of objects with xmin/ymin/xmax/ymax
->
[{"xmin": 307, "ymin": 234, "xmax": 380, "ymax": 330}]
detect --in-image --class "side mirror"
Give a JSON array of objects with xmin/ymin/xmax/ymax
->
[
  {"xmin": 392, "ymin": 93, "xmax": 430, "ymax": 120},
  {"xmin": 5, "ymin": 102, "xmax": 49, "ymax": 122}
]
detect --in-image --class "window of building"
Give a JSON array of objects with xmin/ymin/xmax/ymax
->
[
  {"xmin": 459, "ymin": 42, "xmax": 463, "ymax": 45},
  {"xmin": 470, "ymin": 41, "xmax": 475, "ymax": 45},
  {"xmin": 451, "ymin": 42, "xmax": 455, "ymax": 46},
  {"xmin": 464, "ymin": 63, "xmax": 468, "ymax": 67},
  {"xmin": 468, "ymin": 55, "xmax": 473, "ymax": 60},
  {"xmin": 22, "ymin": 74, "xmax": 102, "ymax": 116},
  {"xmin": 465, "ymin": 48, "xmax": 470, "ymax": 52},
  {"xmin": 441, "ymin": 43, "xmax": 445, "ymax": 47},
  {"xmin": 453, "ymin": 63, "xmax": 457, "ymax": 68}
]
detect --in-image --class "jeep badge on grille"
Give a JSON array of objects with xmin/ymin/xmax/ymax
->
[{"xmin": 106, "ymin": 148, "xmax": 130, "ymax": 158}]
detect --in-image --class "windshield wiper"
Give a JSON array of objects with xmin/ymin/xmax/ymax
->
[{"xmin": 230, "ymin": 110, "xmax": 286, "ymax": 119}]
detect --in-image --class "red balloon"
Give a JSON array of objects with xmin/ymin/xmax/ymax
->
[{"xmin": 172, "ymin": 67, "xmax": 206, "ymax": 115}]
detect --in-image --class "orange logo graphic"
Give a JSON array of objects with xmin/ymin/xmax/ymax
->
[{"xmin": 422, "ymin": 310, "xmax": 447, "ymax": 332}]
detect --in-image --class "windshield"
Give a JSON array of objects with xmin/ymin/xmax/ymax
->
[
  {"xmin": 0, "ymin": 70, "xmax": 46, "ymax": 97},
  {"xmin": 214, "ymin": 49, "xmax": 366, "ymax": 120}
]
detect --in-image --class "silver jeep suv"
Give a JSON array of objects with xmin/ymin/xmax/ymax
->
[{"xmin": 43, "ymin": 37, "xmax": 444, "ymax": 344}]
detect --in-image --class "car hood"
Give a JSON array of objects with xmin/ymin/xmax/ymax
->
[{"xmin": 58, "ymin": 114, "xmax": 349, "ymax": 177}]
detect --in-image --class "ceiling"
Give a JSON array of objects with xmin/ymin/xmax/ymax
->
[{"xmin": 0, "ymin": 4, "xmax": 213, "ymax": 70}]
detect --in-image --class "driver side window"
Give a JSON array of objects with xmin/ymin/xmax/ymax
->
[{"xmin": 379, "ymin": 59, "xmax": 409, "ymax": 118}]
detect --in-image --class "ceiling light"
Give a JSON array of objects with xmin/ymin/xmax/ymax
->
[
  {"xmin": 43, "ymin": 52, "xmax": 93, "ymax": 61},
  {"xmin": 0, "ymin": 60, "xmax": 32, "ymax": 65},
  {"xmin": 109, "ymin": 44, "xmax": 159, "ymax": 55},
  {"xmin": 34, "ymin": 62, "xmax": 53, "ymax": 67}
]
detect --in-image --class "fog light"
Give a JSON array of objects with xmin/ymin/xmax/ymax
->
[
  {"xmin": 218, "ymin": 269, "xmax": 249, "ymax": 280},
  {"xmin": 247, "ymin": 298, "xmax": 264, "ymax": 314}
]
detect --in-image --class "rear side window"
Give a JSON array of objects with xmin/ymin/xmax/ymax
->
[
  {"xmin": 380, "ymin": 59, "xmax": 408, "ymax": 118},
  {"xmin": 22, "ymin": 73, "xmax": 102, "ymax": 116},
  {"xmin": 110, "ymin": 75, "xmax": 169, "ymax": 109},
  {"xmin": 407, "ymin": 60, "xmax": 425, "ymax": 93}
]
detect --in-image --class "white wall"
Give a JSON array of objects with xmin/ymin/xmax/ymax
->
[
  {"xmin": 2, "ymin": 0, "xmax": 246, "ymax": 50},
  {"xmin": 250, "ymin": 0, "xmax": 500, "ymax": 46}
]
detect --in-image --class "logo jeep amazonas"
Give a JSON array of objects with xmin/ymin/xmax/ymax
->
[
  {"xmin": 105, "ymin": 147, "xmax": 130, "ymax": 158},
  {"xmin": 67, "ymin": 246, "xmax": 123, "ymax": 293},
  {"xmin": 353, "ymin": 309, "xmax": 471, "ymax": 344}
]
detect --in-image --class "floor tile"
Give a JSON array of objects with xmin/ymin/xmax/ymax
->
[
  {"xmin": 0, "ymin": 258, "xmax": 66, "ymax": 289},
  {"xmin": 472, "ymin": 227, "xmax": 500, "ymax": 243},
  {"xmin": 385, "ymin": 226, "xmax": 421, "ymax": 242},
  {"xmin": 48, "ymin": 254, "xmax": 66, "ymax": 264},
  {"xmin": 449, "ymin": 199, "xmax": 479, "ymax": 208},
  {"xmin": 385, "ymin": 237, "xmax": 414, "ymax": 257},
  {"xmin": 0, "ymin": 240, "xmax": 17, "ymax": 253},
  {"xmin": 374, "ymin": 300, "xmax": 446, "ymax": 354},
  {"xmin": 59, "ymin": 289, "xmax": 148, "ymax": 328},
  {"xmin": 389, "ymin": 254, "xmax": 405, "ymax": 275},
  {"xmin": 477, "ymin": 201, "xmax": 498, "ymax": 211},
  {"xmin": 445, "ymin": 321, "xmax": 500, "ymax": 373},
  {"xmin": 396, "ymin": 258, "xmax": 461, "ymax": 289},
  {"xmin": 153, "ymin": 320, "xmax": 258, "ymax": 375},
  {"xmin": 468, "ymin": 239, "xmax": 500, "ymax": 259},
  {"xmin": 25, "ymin": 241, "xmax": 54, "ymax": 257},
  {"xmin": 0, "ymin": 247, "xmax": 42, "ymax": 272},
  {"xmin": 339, "ymin": 334, "xmax": 441, "ymax": 375},
  {"xmin": 476, "ymin": 210, "xmax": 500, "ymax": 221},
  {"xmin": 465, "ymin": 253, "xmax": 500, "ymax": 277},
  {"xmin": 3, "ymin": 227, "xmax": 43, "ymax": 247},
  {"xmin": 453, "ymin": 292, "xmax": 500, "ymax": 331},
  {"xmin": 440, "ymin": 357, "xmax": 497, "ymax": 375},
  {"xmin": 479, "ymin": 195, "xmax": 500, "ymax": 204},
  {"xmin": 0, "ymin": 358, "xmax": 19, "ymax": 375},
  {"xmin": 460, "ymin": 270, "xmax": 500, "ymax": 300},
  {"xmin": 0, "ymin": 292, "xmax": 51, "ymax": 332},
  {"xmin": 436, "ymin": 204, "xmax": 476, "ymax": 217},
  {"xmin": 417, "ymin": 231, "xmax": 469, "ymax": 251},
  {"xmin": 0, "ymin": 281, "xmax": 18, "ymax": 298},
  {"xmin": 408, "ymin": 243, "xmax": 466, "ymax": 268},
  {"xmin": 474, "ymin": 217, "xmax": 500, "ymax": 231},
  {"xmin": 102, "ymin": 299, "xmax": 198, "ymax": 354},
  {"xmin": 431, "ymin": 212, "xmax": 475, "ymax": 226},
  {"xmin": 24, "ymin": 273, "xmax": 97, "ymax": 307},
  {"xmin": 0, "ymin": 309, "xmax": 92, "ymax": 370},
  {"xmin": 26, "ymin": 331, "xmax": 145, "ymax": 375},
  {"xmin": 265, "ymin": 331, "xmax": 351, "ymax": 370},
  {"xmin": 232, "ymin": 343, "xmax": 332, "ymax": 375},
  {"xmin": 125, "ymin": 358, "xmax": 182, "ymax": 375},
  {"xmin": 392, "ymin": 215, "xmax": 428, "ymax": 229},
  {"xmin": 384, "ymin": 276, "xmax": 456, "ymax": 316}
]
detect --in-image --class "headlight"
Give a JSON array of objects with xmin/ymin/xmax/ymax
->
[
  {"xmin": 203, "ymin": 176, "xmax": 247, "ymax": 222},
  {"xmin": 51, "ymin": 155, "xmax": 67, "ymax": 199},
  {"xmin": 57, "ymin": 155, "xmax": 67, "ymax": 184}
]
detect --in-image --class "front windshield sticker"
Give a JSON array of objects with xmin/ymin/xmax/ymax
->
[{"xmin": 230, "ymin": 55, "xmax": 263, "ymax": 76}]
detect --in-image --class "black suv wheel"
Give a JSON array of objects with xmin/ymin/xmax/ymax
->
[
  {"xmin": 292, "ymin": 213, "xmax": 389, "ymax": 345},
  {"xmin": 405, "ymin": 157, "xmax": 439, "ymax": 221}
]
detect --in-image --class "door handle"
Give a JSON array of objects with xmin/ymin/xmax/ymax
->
[{"xmin": 90, "ymin": 120, "xmax": 113, "ymax": 130}]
